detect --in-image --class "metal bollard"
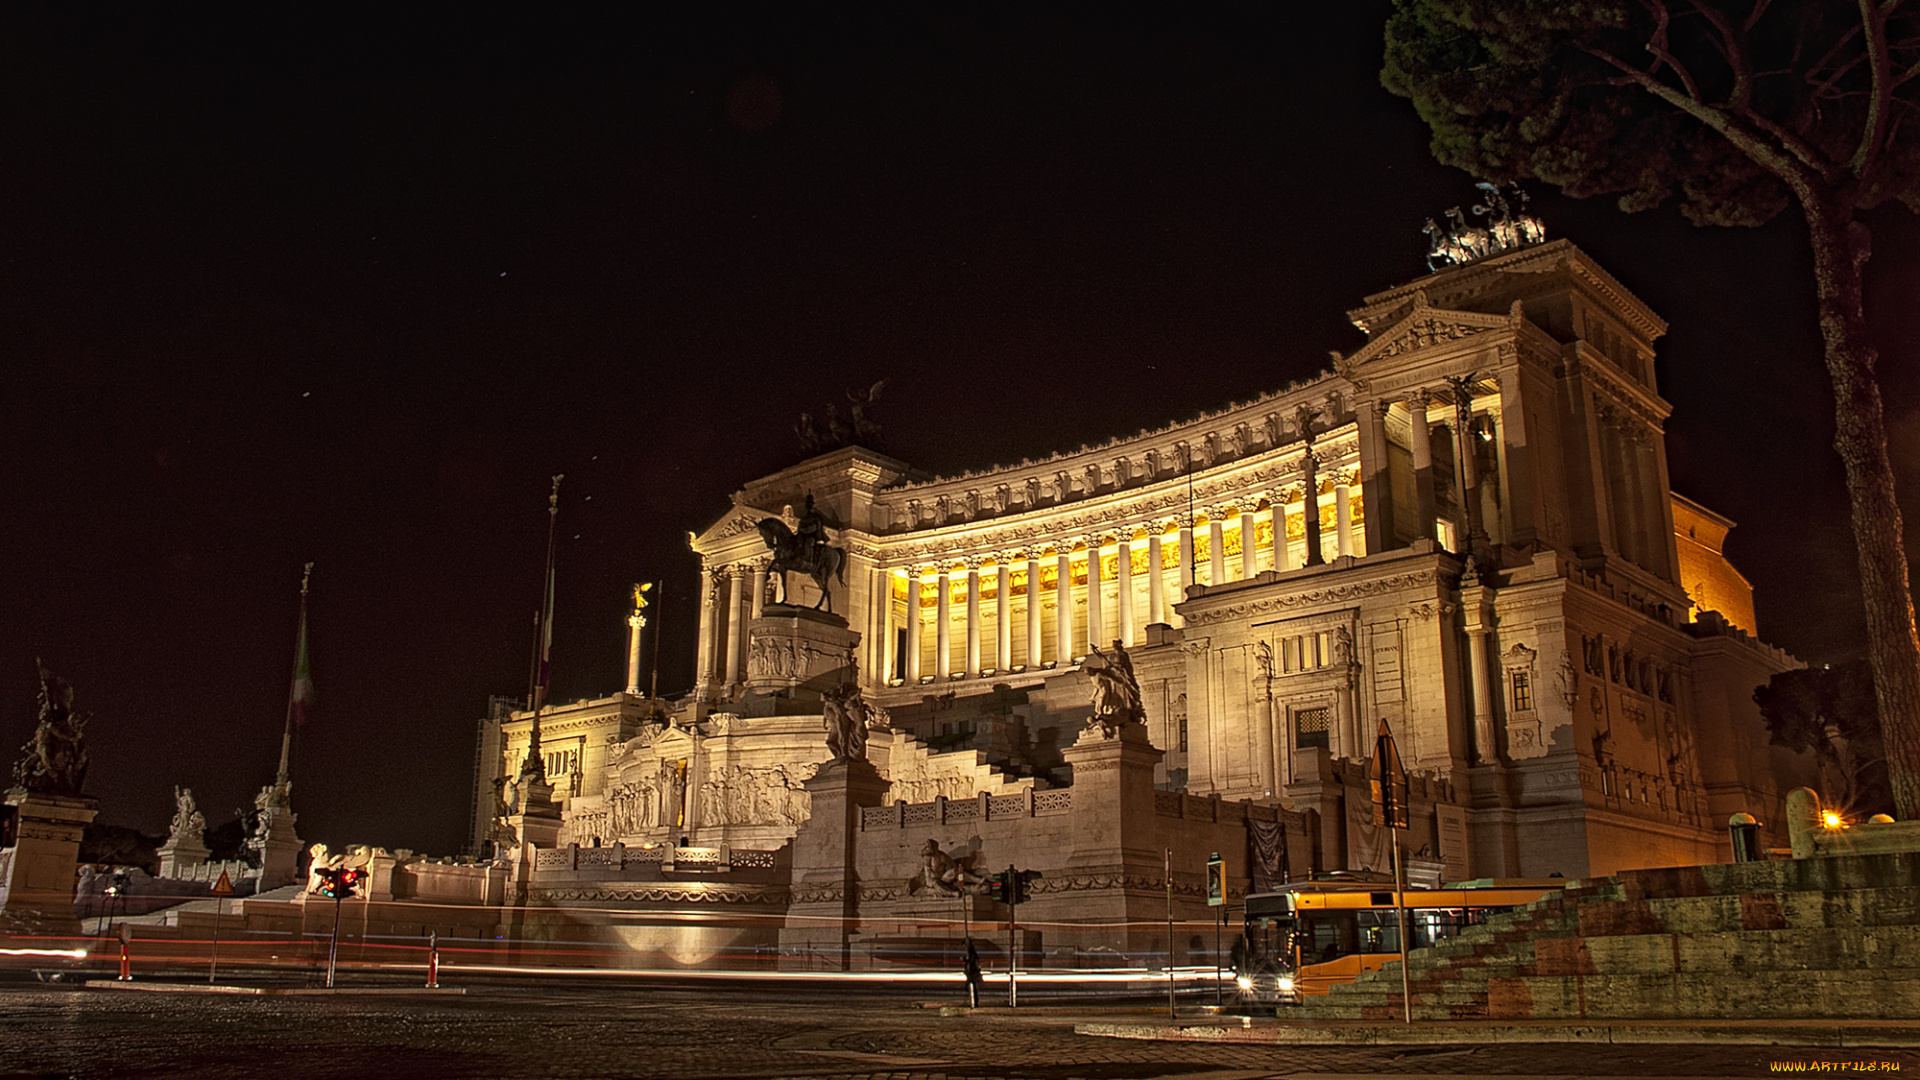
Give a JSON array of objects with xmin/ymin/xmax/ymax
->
[
  {"xmin": 117, "ymin": 923, "xmax": 133, "ymax": 981},
  {"xmin": 426, "ymin": 932, "xmax": 439, "ymax": 989},
  {"xmin": 1728, "ymin": 812, "xmax": 1762, "ymax": 862}
]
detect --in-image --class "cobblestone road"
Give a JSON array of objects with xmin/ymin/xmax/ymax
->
[{"xmin": 0, "ymin": 984, "xmax": 1908, "ymax": 1079}]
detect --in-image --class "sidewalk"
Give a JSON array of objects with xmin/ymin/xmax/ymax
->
[{"xmin": 1070, "ymin": 1015, "xmax": 1920, "ymax": 1049}]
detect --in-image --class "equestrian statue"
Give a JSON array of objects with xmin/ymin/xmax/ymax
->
[{"xmin": 756, "ymin": 494, "xmax": 847, "ymax": 612}]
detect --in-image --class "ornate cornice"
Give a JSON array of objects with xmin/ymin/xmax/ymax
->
[{"xmin": 1181, "ymin": 570, "xmax": 1438, "ymax": 627}]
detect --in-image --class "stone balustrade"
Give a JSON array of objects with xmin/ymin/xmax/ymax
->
[{"xmin": 859, "ymin": 788, "xmax": 1071, "ymax": 831}]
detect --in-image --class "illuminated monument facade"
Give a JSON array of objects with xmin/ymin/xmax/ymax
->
[{"xmin": 455, "ymin": 237, "xmax": 1812, "ymax": 961}]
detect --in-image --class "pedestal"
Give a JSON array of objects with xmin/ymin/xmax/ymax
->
[
  {"xmin": 156, "ymin": 834, "xmax": 211, "ymax": 878},
  {"xmin": 249, "ymin": 784, "xmax": 304, "ymax": 891},
  {"xmin": 1059, "ymin": 722, "xmax": 1164, "ymax": 873},
  {"xmin": 745, "ymin": 606, "xmax": 860, "ymax": 707},
  {"xmin": 782, "ymin": 758, "xmax": 890, "ymax": 969},
  {"xmin": 0, "ymin": 787, "xmax": 98, "ymax": 933}
]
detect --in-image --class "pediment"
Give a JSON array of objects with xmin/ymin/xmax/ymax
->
[
  {"xmin": 690, "ymin": 504, "xmax": 782, "ymax": 551},
  {"xmin": 1334, "ymin": 291, "xmax": 1517, "ymax": 388}
]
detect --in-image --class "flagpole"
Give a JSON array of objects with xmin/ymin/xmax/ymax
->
[
  {"xmin": 276, "ymin": 562, "xmax": 314, "ymax": 791},
  {"xmin": 520, "ymin": 476, "xmax": 562, "ymax": 781}
]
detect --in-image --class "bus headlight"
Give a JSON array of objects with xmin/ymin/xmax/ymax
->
[
  {"xmin": 1276, "ymin": 976, "xmax": 1295, "ymax": 993},
  {"xmin": 1235, "ymin": 976, "xmax": 1253, "ymax": 990}
]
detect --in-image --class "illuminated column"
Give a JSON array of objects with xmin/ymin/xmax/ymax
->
[
  {"xmin": 1025, "ymin": 552, "xmax": 1043, "ymax": 667},
  {"xmin": 936, "ymin": 567, "xmax": 952, "ymax": 679},
  {"xmin": 879, "ymin": 570, "xmax": 897, "ymax": 683},
  {"xmin": 1239, "ymin": 507, "xmax": 1257, "ymax": 580},
  {"xmin": 1272, "ymin": 496, "xmax": 1291, "ymax": 572},
  {"xmin": 1116, "ymin": 535, "xmax": 1135, "ymax": 646},
  {"xmin": 626, "ymin": 613, "xmax": 645, "ymax": 695},
  {"xmin": 965, "ymin": 561, "xmax": 982, "ymax": 677},
  {"xmin": 1335, "ymin": 476, "xmax": 1353, "ymax": 558},
  {"xmin": 995, "ymin": 561, "xmax": 1012, "ymax": 672},
  {"xmin": 724, "ymin": 565, "xmax": 746, "ymax": 689},
  {"xmin": 694, "ymin": 564, "xmax": 716, "ymax": 694},
  {"xmin": 749, "ymin": 562, "xmax": 768, "ymax": 619},
  {"xmin": 1208, "ymin": 516, "xmax": 1225, "ymax": 586},
  {"xmin": 1086, "ymin": 539, "xmax": 1105, "ymax": 648},
  {"xmin": 1177, "ymin": 518, "xmax": 1195, "ymax": 624},
  {"xmin": 1055, "ymin": 549, "xmax": 1073, "ymax": 662},
  {"xmin": 1147, "ymin": 529, "xmax": 1166, "ymax": 625},
  {"xmin": 1409, "ymin": 392, "xmax": 1437, "ymax": 541},
  {"xmin": 1302, "ymin": 454, "xmax": 1325, "ymax": 567},
  {"xmin": 906, "ymin": 567, "xmax": 923, "ymax": 682}
]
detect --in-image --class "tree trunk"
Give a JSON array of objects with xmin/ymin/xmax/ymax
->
[{"xmin": 1797, "ymin": 194, "xmax": 1920, "ymax": 820}]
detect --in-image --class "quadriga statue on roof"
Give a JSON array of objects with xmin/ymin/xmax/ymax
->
[{"xmin": 11, "ymin": 660, "xmax": 89, "ymax": 797}]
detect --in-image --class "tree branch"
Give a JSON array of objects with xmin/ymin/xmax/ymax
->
[
  {"xmin": 1581, "ymin": 42, "xmax": 1837, "ymax": 181},
  {"xmin": 1854, "ymin": 0, "xmax": 1896, "ymax": 176},
  {"xmin": 1640, "ymin": 0, "xmax": 1705, "ymax": 100},
  {"xmin": 1689, "ymin": 0, "xmax": 1754, "ymax": 107},
  {"xmin": 1745, "ymin": 0, "xmax": 1775, "ymax": 32}
]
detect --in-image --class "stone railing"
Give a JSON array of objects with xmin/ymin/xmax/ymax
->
[
  {"xmin": 860, "ymin": 789, "xmax": 1070, "ymax": 831},
  {"xmin": 1151, "ymin": 791, "xmax": 1296, "ymax": 824},
  {"xmin": 171, "ymin": 859, "xmax": 251, "ymax": 885},
  {"xmin": 530, "ymin": 842, "xmax": 779, "ymax": 876}
]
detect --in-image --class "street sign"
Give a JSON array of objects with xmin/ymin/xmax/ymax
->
[
  {"xmin": 1205, "ymin": 852, "xmax": 1225, "ymax": 907},
  {"xmin": 1369, "ymin": 718, "xmax": 1409, "ymax": 829},
  {"xmin": 210, "ymin": 870, "xmax": 235, "ymax": 897}
]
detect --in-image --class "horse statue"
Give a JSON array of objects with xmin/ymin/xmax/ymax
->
[{"xmin": 756, "ymin": 511, "xmax": 847, "ymax": 611}]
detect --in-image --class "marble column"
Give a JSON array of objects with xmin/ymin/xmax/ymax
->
[
  {"xmin": 1359, "ymin": 399, "xmax": 1397, "ymax": 554},
  {"xmin": 1254, "ymin": 678, "xmax": 1277, "ymax": 796},
  {"xmin": 1272, "ymin": 497, "xmax": 1290, "ymax": 572},
  {"xmin": 1238, "ymin": 508, "xmax": 1257, "ymax": 580},
  {"xmin": 626, "ymin": 614, "xmax": 645, "ymax": 695},
  {"xmin": 1177, "ymin": 520, "xmax": 1195, "ymax": 625},
  {"xmin": 995, "ymin": 561, "xmax": 1012, "ymax": 672},
  {"xmin": 906, "ymin": 568, "xmax": 923, "ymax": 682},
  {"xmin": 1086, "ymin": 540, "xmax": 1105, "ymax": 649},
  {"xmin": 965, "ymin": 562, "xmax": 982, "ymax": 676},
  {"xmin": 1025, "ymin": 553, "xmax": 1043, "ymax": 667},
  {"xmin": 1147, "ymin": 530, "xmax": 1166, "ymax": 625},
  {"xmin": 879, "ymin": 569, "xmax": 896, "ymax": 683},
  {"xmin": 936, "ymin": 567, "xmax": 952, "ymax": 679},
  {"xmin": 695, "ymin": 566, "xmax": 716, "ymax": 695},
  {"xmin": 1208, "ymin": 516, "xmax": 1225, "ymax": 586},
  {"xmin": 1116, "ymin": 536, "xmax": 1135, "ymax": 645},
  {"xmin": 1302, "ymin": 455, "xmax": 1325, "ymax": 567},
  {"xmin": 750, "ymin": 562, "xmax": 768, "ymax": 619},
  {"xmin": 1409, "ymin": 392, "xmax": 1437, "ymax": 541},
  {"xmin": 1055, "ymin": 550, "xmax": 1074, "ymax": 662},
  {"xmin": 1334, "ymin": 476, "xmax": 1353, "ymax": 558},
  {"xmin": 724, "ymin": 565, "xmax": 746, "ymax": 689},
  {"xmin": 1464, "ymin": 591, "xmax": 1496, "ymax": 766}
]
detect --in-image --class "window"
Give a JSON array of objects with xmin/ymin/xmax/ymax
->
[
  {"xmin": 1510, "ymin": 670, "xmax": 1532, "ymax": 712},
  {"xmin": 1177, "ymin": 715, "xmax": 1189, "ymax": 753},
  {"xmin": 1295, "ymin": 706, "xmax": 1331, "ymax": 750}
]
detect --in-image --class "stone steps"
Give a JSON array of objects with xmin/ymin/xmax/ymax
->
[
  {"xmin": 1528, "ymin": 925, "xmax": 1920, "ymax": 976},
  {"xmin": 1486, "ymin": 970, "xmax": 1920, "ymax": 1021},
  {"xmin": 1296, "ymin": 854, "xmax": 1920, "ymax": 1022}
]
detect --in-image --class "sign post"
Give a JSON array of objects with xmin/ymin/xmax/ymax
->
[
  {"xmin": 1206, "ymin": 852, "xmax": 1225, "ymax": 1007},
  {"xmin": 208, "ymin": 870, "xmax": 234, "ymax": 984},
  {"xmin": 1369, "ymin": 718, "xmax": 1412, "ymax": 1023}
]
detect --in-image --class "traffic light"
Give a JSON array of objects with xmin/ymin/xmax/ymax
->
[
  {"xmin": 985, "ymin": 869, "xmax": 1012, "ymax": 904},
  {"xmin": 313, "ymin": 867, "xmax": 364, "ymax": 900},
  {"xmin": 1012, "ymin": 869, "xmax": 1041, "ymax": 905}
]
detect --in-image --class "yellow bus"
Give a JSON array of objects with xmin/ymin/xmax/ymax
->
[{"xmin": 1232, "ymin": 880, "xmax": 1564, "ymax": 1005}]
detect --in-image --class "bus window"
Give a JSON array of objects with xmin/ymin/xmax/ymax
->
[
  {"xmin": 1357, "ymin": 909, "xmax": 1401, "ymax": 954},
  {"xmin": 1299, "ymin": 913, "xmax": 1358, "ymax": 963}
]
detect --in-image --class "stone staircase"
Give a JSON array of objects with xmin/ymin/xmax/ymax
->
[{"xmin": 1301, "ymin": 851, "xmax": 1920, "ymax": 1021}]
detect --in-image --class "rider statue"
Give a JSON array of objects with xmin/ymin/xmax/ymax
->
[{"xmin": 795, "ymin": 495, "xmax": 828, "ymax": 568}]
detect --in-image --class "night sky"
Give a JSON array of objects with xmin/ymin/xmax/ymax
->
[{"xmin": 7, "ymin": 5, "xmax": 1919, "ymax": 856}]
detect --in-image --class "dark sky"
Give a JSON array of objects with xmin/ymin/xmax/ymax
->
[{"xmin": 6, "ymin": 5, "xmax": 1918, "ymax": 855}]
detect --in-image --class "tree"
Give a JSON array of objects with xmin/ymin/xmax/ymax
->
[
  {"xmin": 1383, "ymin": 1, "xmax": 1920, "ymax": 818},
  {"xmin": 1754, "ymin": 660, "xmax": 1892, "ymax": 814}
]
